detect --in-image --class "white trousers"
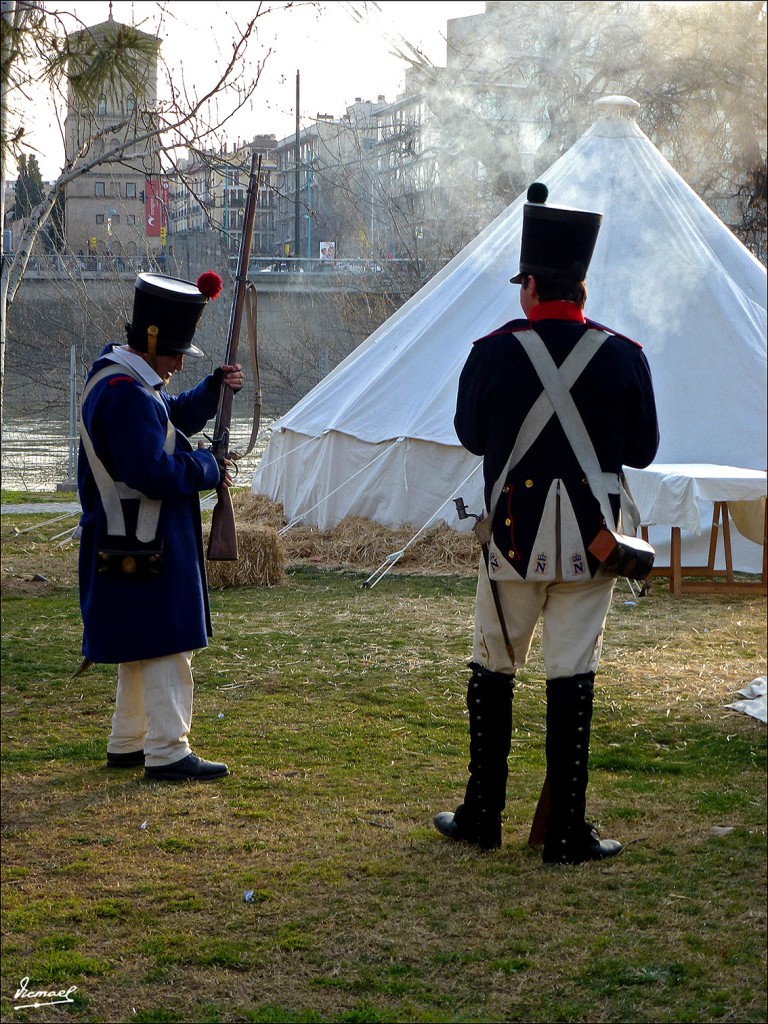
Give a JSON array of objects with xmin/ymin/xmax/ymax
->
[
  {"xmin": 473, "ymin": 559, "xmax": 615, "ymax": 678},
  {"xmin": 107, "ymin": 651, "xmax": 194, "ymax": 766}
]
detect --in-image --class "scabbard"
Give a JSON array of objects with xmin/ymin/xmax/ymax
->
[
  {"xmin": 528, "ymin": 777, "xmax": 550, "ymax": 847},
  {"xmin": 482, "ymin": 542, "xmax": 515, "ymax": 663},
  {"xmin": 71, "ymin": 657, "xmax": 93, "ymax": 679}
]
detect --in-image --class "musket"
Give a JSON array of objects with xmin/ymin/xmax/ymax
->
[{"xmin": 207, "ymin": 152, "xmax": 262, "ymax": 561}]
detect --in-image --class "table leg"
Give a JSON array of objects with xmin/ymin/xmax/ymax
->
[
  {"xmin": 720, "ymin": 503, "xmax": 735, "ymax": 584},
  {"xmin": 670, "ymin": 527, "xmax": 682, "ymax": 597},
  {"xmin": 706, "ymin": 504, "xmax": 720, "ymax": 572}
]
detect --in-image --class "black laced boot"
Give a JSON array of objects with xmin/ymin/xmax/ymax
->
[
  {"xmin": 434, "ymin": 664, "xmax": 514, "ymax": 850},
  {"xmin": 542, "ymin": 673, "xmax": 623, "ymax": 865}
]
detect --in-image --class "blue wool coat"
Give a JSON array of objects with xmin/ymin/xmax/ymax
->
[
  {"xmin": 455, "ymin": 312, "xmax": 660, "ymax": 579},
  {"xmin": 78, "ymin": 346, "xmax": 222, "ymax": 663}
]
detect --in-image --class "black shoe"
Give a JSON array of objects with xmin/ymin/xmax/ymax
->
[
  {"xmin": 106, "ymin": 749, "xmax": 145, "ymax": 768},
  {"xmin": 434, "ymin": 811, "xmax": 462, "ymax": 839},
  {"xmin": 433, "ymin": 806, "xmax": 501, "ymax": 850},
  {"xmin": 144, "ymin": 753, "xmax": 229, "ymax": 782},
  {"xmin": 543, "ymin": 823, "xmax": 623, "ymax": 865}
]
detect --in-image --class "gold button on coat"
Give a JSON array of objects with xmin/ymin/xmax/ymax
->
[{"xmin": 525, "ymin": 479, "xmax": 534, "ymax": 488}]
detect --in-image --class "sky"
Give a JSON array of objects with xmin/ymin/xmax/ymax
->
[{"xmin": 21, "ymin": 0, "xmax": 487, "ymax": 179}]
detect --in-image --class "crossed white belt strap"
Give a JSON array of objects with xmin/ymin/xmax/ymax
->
[
  {"xmin": 513, "ymin": 328, "xmax": 641, "ymax": 534},
  {"xmin": 478, "ymin": 328, "xmax": 613, "ymax": 545},
  {"xmin": 79, "ymin": 363, "xmax": 176, "ymax": 542}
]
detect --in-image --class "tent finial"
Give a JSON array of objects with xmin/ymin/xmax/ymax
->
[{"xmin": 595, "ymin": 96, "xmax": 641, "ymax": 119}]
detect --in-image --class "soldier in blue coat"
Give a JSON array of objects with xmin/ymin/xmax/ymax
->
[
  {"xmin": 434, "ymin": 184, "xmax": 659, "ymax": 862},
  {"xmin": 78, "ymin": 272, "xmax": 243, "ymax": 782}
]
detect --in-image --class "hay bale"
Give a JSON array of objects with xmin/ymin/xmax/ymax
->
[
  {"xmin": 281, "ymin": 515, "xmax": 480, "ymax": 574},
  {"xmin": 205, "ymin": 523, "xmax": 284, "ymax": 588},
  {"xmin": 222, "ymin": 494, "xmax": 480, "ymax": 575},
  {"xmin": 231, "ymin": 491, "xmax": 285, "ymax": 528}
]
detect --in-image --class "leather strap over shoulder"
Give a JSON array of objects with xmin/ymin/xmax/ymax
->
[{"xmin": 228, "ymin": 282, "xmax": 262, "ymax": 461}]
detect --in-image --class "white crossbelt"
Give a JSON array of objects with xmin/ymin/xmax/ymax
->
[
  {"xmin": 79, "ymin": 362, "xmax": 175, "ymax": 542},
  {"xmin": 513, "ymin": 328, "xmax": 641, "ymax": 533},
  {"xmin": 477, "ymin": 328, "xmax": 613, "ymax": 544}
]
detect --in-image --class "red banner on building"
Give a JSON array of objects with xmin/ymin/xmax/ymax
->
[{"xmin": 145, "ymin": 179, "xmax": 169, "ymax": 237}]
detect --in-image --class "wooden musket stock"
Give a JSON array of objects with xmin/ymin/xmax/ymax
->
[{"xmin": 207, "ymin": 152, "xmax": 261, "ymax": 561}]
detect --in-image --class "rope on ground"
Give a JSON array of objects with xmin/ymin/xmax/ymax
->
[
  {"xmin": 362, "ymin": 461, "xmax": 483, "ymax": 588},
  {"xmin": 278, "ymin": 437, "xmax": 405, "ymax": 537}
]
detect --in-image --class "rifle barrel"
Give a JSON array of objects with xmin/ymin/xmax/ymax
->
[
  {"xmin": 212, "ymin": 151, "xmax": 262, "ymax": 459},
  {"xmin": 207, "ymin": 151, "xmax": 262, "ymax": 562}
]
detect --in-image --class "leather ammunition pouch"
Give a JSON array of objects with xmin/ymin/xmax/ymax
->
[
  {"xmin": 588, "ymin": 528, "xmax": 655, "ymax": 581},
  {"xmin": 97, "ymin": 538, "xmax": 163, "ymax": 577}
]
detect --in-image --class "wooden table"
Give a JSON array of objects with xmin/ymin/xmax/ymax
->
[{"xmin": 624, "ymin": 464, "xmax": 767, "ymax": 597}]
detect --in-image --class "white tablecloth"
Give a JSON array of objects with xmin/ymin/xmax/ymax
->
[{"xmin": 624, "ymin": 464, "xmax": 767, "ymax": 536}]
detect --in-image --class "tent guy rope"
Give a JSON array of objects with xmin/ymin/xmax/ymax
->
[
  {"xmin": 362, "ymin": 461, "xmax": 483, "ymax": 588},
  {"xmin": 278, "ymin": 437, "xmax": 406, "ymax": 536}
]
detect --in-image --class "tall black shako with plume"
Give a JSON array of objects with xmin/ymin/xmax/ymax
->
[{"xmin": 510, "ymin": 182, "xmax": 603, "ymax": 284}]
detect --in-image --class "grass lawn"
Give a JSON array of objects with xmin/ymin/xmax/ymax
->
[{"xmin": 1, "ymin": 508, "xmax": 766, "ymax": 1023}]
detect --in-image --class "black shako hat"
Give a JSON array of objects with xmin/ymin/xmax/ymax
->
[
  {"xmin": 510, "ymin": 182, "xmax": 603, "ymax": 284},
  {"xmin": 126, "ymin": 272, "xmax": 221, "ymax": 357}
]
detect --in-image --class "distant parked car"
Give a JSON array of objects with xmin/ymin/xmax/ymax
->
[
  {"xmin": 336, "ymin": 259, "xmax": 384, "ymax": 274},
  {"xmin": 257, "ymin": 260, "xmax": 307, "ymax": 273}
]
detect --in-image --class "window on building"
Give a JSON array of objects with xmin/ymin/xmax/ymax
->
[
  {"xmin": 126, "ymin": 182, "xmax": 137, "ymax": 198},
  {"xmin": 97, "ymin": 96, "xmax": 107, "ymax": 116},
  {"xmin": 128, "ymin": 215, "xmax": 137, "ymax": 225},
  {"xmin": 127, "ymin": 94, "xmax": 135, "ymax": 112},
  {"xmin": 111, "ymin": 215, "xmax": 120, "ymax": 225},
  {"xmin": 96, "ymin": 214, "xmax": 105, "ymax": 224},
  {"xmin": 95, "ymin": 181, "xmax": 106, "ymax": 197}
]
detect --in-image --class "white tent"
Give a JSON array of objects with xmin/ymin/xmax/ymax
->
[{"xmin": 253, "ymin": 98, "xmax": 767, "ymax": 568}]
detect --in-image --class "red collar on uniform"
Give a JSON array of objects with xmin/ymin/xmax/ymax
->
[{"xmin": 528, "ymin": 301, "xmax": 586, "ymax": 323}]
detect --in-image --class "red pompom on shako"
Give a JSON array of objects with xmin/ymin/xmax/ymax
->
[{"xmin": 197, "ymin": 270, "xmax": 223, "ymax": 300}]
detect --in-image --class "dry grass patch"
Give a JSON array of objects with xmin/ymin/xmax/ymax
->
[
  {"xmin": 1, "ymin": 501, "xmax": 766, "ymax": 1024},
  {"xmin": 232, "ymin": 491, "xmax": 480, "ymax": 575}
]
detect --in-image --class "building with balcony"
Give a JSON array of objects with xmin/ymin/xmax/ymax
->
[
  {"xmin": 63, "ymin": 10, "xmax": 164, "ymax": 261},
  {"xmin": 272, "ymin": 97, "xmax": 390, "ymax": 262},
  {"xmin": 170, "ymin": 136, "xmax": 278, "ymax": 256}
]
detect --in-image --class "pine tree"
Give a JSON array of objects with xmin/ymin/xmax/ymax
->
[{"xmin": 14, "ymin": 153, "xmax": 45, "ymax": 220}]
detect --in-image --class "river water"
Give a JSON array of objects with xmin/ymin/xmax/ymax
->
[{"xmin": 1, "ymin": 414, "xmax": 275, "ymax": 493}]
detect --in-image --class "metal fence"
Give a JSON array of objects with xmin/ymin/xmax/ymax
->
[
  {"xmin": 1, "ymin": 433, "xmax": 78, "ymax": 492},
  {"xmin": 3, "ymin": 252, "xmax": 431, "ymax": 280},
  {"xmin": 1, "ymin": 421, "xmax": 273, "ymax": 494}
]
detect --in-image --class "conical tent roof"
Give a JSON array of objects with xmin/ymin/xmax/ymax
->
[{"xmin": 253, "ymin": 99, "xmax": 767, "ymax": 550}]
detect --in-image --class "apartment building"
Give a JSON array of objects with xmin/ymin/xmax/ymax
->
[
  {"xmin": 170, "ymin": 137, "xmax": 278, "ymax": 256},
  {"xmin": 272, "ymin": 98, "xmax": 388, "ymax": 261},
  {"xmin": 63, "ymin": 10, "xmax": 164, "ymax": 261}
]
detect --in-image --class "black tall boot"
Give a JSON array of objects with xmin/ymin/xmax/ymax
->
[
  {"xmin": 542, "ymin": 673, "xmax": 622, "ymax": 865},
  {"xmin": 434, "ymin": 664, "xmax": 514, "ymax": 850}
]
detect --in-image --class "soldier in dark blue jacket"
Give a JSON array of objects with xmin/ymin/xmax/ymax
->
[
  {"xmin": 434, "ymin": 185, "xmax": 659, "ymax": 862},
  {"xmin": 78, "ymin": 272, "xmax": 242, "ymax": 782}
]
